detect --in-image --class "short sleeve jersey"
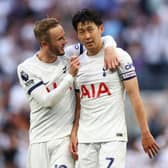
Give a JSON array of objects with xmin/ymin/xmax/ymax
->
[
  {"xmin": 17, "ymin": 44, "xmax": 82, "ymax": 144},
  {"xmin": 75, "ymin": 47, "xmax": 136, "ymax": 143}
]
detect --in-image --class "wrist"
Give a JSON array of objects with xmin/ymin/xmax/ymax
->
[
  {"xmin": 71, "ymin": 126, "xmax": 78, "ymax": 136},
  {"xmin": 141, "ymin": 129, "xmax": 151, "ymax": 136},
  {"xmin": 141, "ymin": 126, "xmax": 150, "ymax": 132}
]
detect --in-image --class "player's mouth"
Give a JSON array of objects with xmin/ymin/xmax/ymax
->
[
  {"xmin": 85, "ymin": 41, "xmax": 94, "ymax": 47},
  {"xmin": 60, "ymin": 46, "xmax": 65, "ymax": 51},
  {"xmin": 58, "ymin": 47, "xmax": 65, "ymax": 55}
]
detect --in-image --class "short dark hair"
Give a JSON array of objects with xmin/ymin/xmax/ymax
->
[
  {"xmin": 34, "ymin": 17, "xmax": 59, "ymax": 44},
  {"xmin": 72, "ymin": 9, "xmax": 103, "ymax": 31}
]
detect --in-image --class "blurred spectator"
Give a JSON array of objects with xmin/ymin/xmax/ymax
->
[{"xmin": 0, "ymin": 0, "xmax": 168, "ymax": 167}]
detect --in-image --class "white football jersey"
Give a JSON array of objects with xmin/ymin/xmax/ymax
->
[
  {"xmin": 17, "ymin": 44, "xmax": 82, "ymax": 144},
  {"xmin": 17, "ymin": 35, "xmax": 117, "ymax": 144},
  {"xmin": 75, "ymin": 47, "xmax": 136, "ymax": 143}
]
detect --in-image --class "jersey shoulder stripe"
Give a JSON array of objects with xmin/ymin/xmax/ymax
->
[
  {"xmin": 79, "ymin": 43, "xmax": 84, "ymax": 55},
  {"xmin": 27, "ymin": 81, "xmax": 43, "ymax": 95}
]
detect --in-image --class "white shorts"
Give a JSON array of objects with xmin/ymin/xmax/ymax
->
[
  {"xmin": 76, "ymin": 141, "xmax": 127, "ymax": 168},
  {"xmin": 28, "ymin": 136, "xmax": 74, "ymax": 168}
]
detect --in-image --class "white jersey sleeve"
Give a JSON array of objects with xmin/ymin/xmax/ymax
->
[
  {"xmin": 64, "ymin": 43, "xmax": 84, "ymax": 59},
  {"xmin": 17, "ymin": 64, "xmax": 74, "ymax": 108},
  {"xmin": 117, "ymin": 48, "xmax": 136, "ymax": 80},
  {"xmin": 102, "ymin": 35, "xmax": 117, "ymax": 48},
  {"xmin": 17, "ymin": 64, "xmax": 41, "ymax": 94}
]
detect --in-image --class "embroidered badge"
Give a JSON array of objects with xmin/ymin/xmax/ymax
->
[{"xmin": 21, "ymin": 71, "xmax": 29, "ymax": 81}]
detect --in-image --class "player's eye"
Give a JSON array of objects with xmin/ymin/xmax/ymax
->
[
  {"xmin": 78, "ymin": 29, "xmax": 84, "ymax": 34},
  {"xmin": 88, "ymin": 28, "xmax": 94, "ymax": 32},
  {"xmin": 57, "ymin": 36, "xmax": 66, "ymax": 41}
]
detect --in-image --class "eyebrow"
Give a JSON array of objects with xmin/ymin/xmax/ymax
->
[
  {"xmin": 57, "ymin": 36, "xmax": 64, "ymax": 40},
  {"xmin": 78, "ymin": 25, "xmax": 93, "ymax": 30}
]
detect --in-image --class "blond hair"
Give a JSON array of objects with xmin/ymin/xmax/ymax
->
[{"xmin": 34, "ymin": 18, "xmax": 59, "ymax": 44}]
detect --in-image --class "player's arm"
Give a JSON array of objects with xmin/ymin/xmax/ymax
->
[
  {"xmin": 118, "ymin": 48, "xmax": 160, "ymax": 158},
  {"xmin": 65, "ymin": 35, "xmax": 119, "ymax": 69},
  {"xmin": 17, "ymin": 57, "xmax": 79, "ymax": 108},
  {"xmin": 123, "ymin": 78, "xmax": 160, "ymax": 158},
  {"xmin": 102, "ymin": 35, "xmax": 119, "ymax": 69},
  {"xmin": 69, "ymin": 91, "xmax": 80, "ymax": 160}
]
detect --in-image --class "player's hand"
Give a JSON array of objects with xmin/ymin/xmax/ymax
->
[
  {"xmin": 69, "ymin": 55, "xmax": 80, "ymax": 77},
  {"xmin": 69, "ymin": 128, "xmax": 78, "ymax": 160},
  {"xmin": 104, "ymin": 47, "xmax": 120, "ymax": 70},
  {"xmin": 141, "ymin": 131, "xmax": 160, "ymax": 159}
]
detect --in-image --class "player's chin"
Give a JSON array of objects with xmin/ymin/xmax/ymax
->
[
  {"xmin": 58, "ymin": 50, "xmax": 65, "ymax": 56},
  {"xmin": 85, "ymin": 44, "xmax": 95, "ymax": 51}
]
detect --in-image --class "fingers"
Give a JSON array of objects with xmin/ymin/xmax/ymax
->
[
  {"xmin": 142, "ymin": 132, "xmax": 160, "ymax": 159},
  {"xmin": 113, "ymin": 58, "xmax": 120, "ymax": 68},
  {"xmin": 104, "ymin": 57, "xmax": 120, "ymax": 70},
  {"xmin": 143, "ymin": 141, "xmax": 160, "ymax": 159},
  {"xmin": 72, "ymin": 151, "xmax": 78, "ymax": 160},
  {"xmin": 147, "ymin": 148, "xmax": 154, "ymax": 159},
  {"xmin": 70, "ymin": 56, "xmax": 80, "ymax": 67},
  {"xmin": 110, "ymin": 60, "xmax": 120, "ymax": 70},
  {"xmin": 70, "ymin": 55, "xmax": 78, "ymax": 62},
  {"xmin": 69, "ymin": 142, "xmax": 78, "ymax": 160},
  {"xmin": 104, "ymin": 47, "xmax": 120, "ymax": 70},
  {"xmin": 152, "ymin": 143, "xmax": 160, "ymax": 153},
  {"xmin": 145, "ymin": 145, "xmax": 159, "ymax": 159},
  {"xmin": 69, "ymin": 133, "xmax": 78, "ymax": 161}
]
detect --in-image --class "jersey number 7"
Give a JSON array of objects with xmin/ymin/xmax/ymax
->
[{"xmin": 106, "ymin": 157, "xmax": 114, "ymax": 168}]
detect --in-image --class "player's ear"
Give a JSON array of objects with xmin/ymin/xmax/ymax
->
[
  {"xmin": 99, "ymin": 24, "xmax": 104, "ymax": 34},
  {"xmin": 40, "ymin": 40, "xmax": 48, "ymax": 48}
]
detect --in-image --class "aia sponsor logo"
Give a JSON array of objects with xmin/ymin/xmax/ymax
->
[{"xmin": 81, "ymin": 82, "xmax": 111, "ymax": 98}]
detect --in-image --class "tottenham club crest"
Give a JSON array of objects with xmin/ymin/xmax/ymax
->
[
  {"xmin": 62, "ymin": 66, "xmax": 67, "ymax": 73},
  {"xmin": 102, "ymin": 67, "xmax": 106, "ymax": 77},
  {"xmin": 20, "ymin": 71, "xmax": 29, "ymax": 81}
]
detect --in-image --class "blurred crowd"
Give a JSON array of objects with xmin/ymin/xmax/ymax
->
[{"xmin": 0, "ymin": 0, "xmax": 168, "ymax": 167}]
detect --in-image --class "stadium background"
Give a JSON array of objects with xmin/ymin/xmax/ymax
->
[{"xmin": 0, "ymin": 0, "xmax": 168, "ymax": 167}]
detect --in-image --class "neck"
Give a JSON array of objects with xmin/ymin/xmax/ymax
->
[{"xmin": 37, "ymin": 50, "xmax": 57, "ymax": 63}]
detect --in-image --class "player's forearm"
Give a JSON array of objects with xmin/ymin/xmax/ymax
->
[
  {"xmin": 72, "ymin": 115, "xmax": 79, "ymax": 136},
  {"xmin": 73, "ymin": 93, "xmax": 80, "ymax": 131},
  {"xmin": 32, "ymin": 74, "xmax": 74, "ymax": 107},
  {"xmin": 128, "ymin": 91, "xmax": 150, "ymax": 133},
  {"xmin": 133, "ymin": 100, "xmax": 150, "ymax": 133},
  {"xmin": 125, "ymin": 78, "xmax": 150, "ymax": 133},
  {"xmin": 71, "ymin": 113, "xmax": 79, "ymax": 137},
  {"xmin": 73, "ymin": 109, "xmax": 80, "ymax": 127}
]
